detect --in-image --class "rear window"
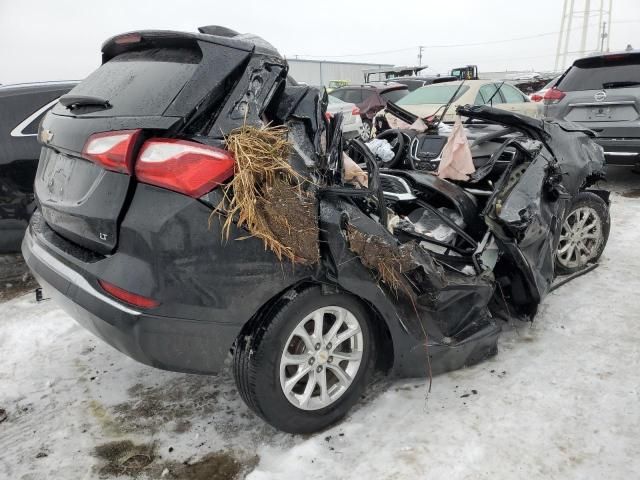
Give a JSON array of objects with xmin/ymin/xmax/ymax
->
[
  {"xmin": 381, "ymin": 89, "xmax": 408, "ymax": 103},
  {"xmin": 53, "ymin": 48, "xmax": 201, "ymax": 117},
  {"xmin": 558, "ymin": 54, "xmax": 640, "ymax": 91},
  {"xmin": 397, "ymin": 85, "xmax": 469, "ymax": 105}
]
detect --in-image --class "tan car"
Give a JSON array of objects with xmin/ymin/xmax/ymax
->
[{"xmin": 391, "ymin": 80, "xmax": 542, "ymax": 123}]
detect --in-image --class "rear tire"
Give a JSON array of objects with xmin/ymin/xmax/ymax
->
[
  {"xmin": 555, "ymin": 191, "xmax": 610, "ymax": 275},
  {"xmin": 233, "ymin": 286, "xmax": 375, "ymax": 434}
]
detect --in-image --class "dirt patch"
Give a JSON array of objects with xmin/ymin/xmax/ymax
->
[
  {"xmin": 347, "ymin": 225, "xmax": 415, "ymax": 292},
  {"xmin": 94, "ymin": 440, "xmax": 155, "ymax": 477},
  {"xmin": 0, "ymin": 407, "xmax": 7, "ymax": 423},
  {"xmin": 215, "ymin": 124, "xmax": 319, "ymax": 264},
  {"xmin": 162, "ymin": 451, "xmax": 259, "ymax": 480},
  {"xmin": 104, "ymin": 373, "xmax": 280, "ymax": 442},
  {"xmin": 0, "ymin": 254, "xmax": 38, "ymax": 302},
  {"xmin": 110, "ymin": 376, "xmax": 220, "ymax": 434},
  {"xmin": 94, "ymin": 441, "xmax": 257, "ymax": 480},
  {"xmin": 621, "ymin": 189, "xmax": 640, "ymax": 198},
  {"xmin": 258, "ymin": 180, "xmax": 319, "ymax": 263}
]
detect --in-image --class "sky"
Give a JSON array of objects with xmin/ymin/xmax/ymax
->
[{"xmin": 0, "ymin": 0, "xmax": 638, "ymax": 84}]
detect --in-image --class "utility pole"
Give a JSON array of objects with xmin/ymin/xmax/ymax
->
[
  {"xmin": 600, "ymin": 21, "xmax": 608, "ymax": 51},
  {"xmin": 418, "ymin": 46, "xmax": 424, "ymax": 66}
]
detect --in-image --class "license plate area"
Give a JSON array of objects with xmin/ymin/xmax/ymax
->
[
  {"xmin": 39, "ymin": 148, "xmax": 103, "ymax": 205},
  {"xmin": 590, "ymin": 106, "xmax": 612, "ymax": 119}
]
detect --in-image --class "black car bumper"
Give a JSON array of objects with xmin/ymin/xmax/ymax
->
[
  {"xmin": 22, "ymin": 227, "xmax": 241, "ymax": 374},
  {"xmin": 594, "ymin": 138, "xmax": 640, "ymax": 165}
]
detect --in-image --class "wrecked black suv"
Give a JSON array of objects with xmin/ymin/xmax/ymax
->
[{"xmin": 23, "ymin": 26, "xmax": 610, "ymax": 434}]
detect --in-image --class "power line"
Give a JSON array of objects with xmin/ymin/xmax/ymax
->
[{"xmin": 290, "ymin": 19, "xmax": 640, "ymax": 60}]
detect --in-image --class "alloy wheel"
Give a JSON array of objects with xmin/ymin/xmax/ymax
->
[
  {"xmin": 557, "ymin": 206, "xmax": 604, "ymax": 270},
  {"xmin": 279, "ymin": 306, "xmax": 364, "ymax": 411}
]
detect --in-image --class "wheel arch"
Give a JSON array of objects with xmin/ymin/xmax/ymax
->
[{"xmin": 233, "ymin": 279, "xmax": 395, "ymax": 373}]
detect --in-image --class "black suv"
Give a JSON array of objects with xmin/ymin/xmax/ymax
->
[
  {"xmin": 543, "ymin": 50, "xmax": 640, "ymax": 168},
  {"xmin": 330, "ymin": 82, "xmax": 408, "ymax": 138},
  {"xmin": 0, "ymin": 81, "xmax": 77, "ymax": 252},
  {"xmin": 23, "ymin": 26, "xmax": 608, "ymax": 434}
]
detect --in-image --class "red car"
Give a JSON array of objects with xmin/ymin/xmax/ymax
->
[{"xmin": 329, "ymin": 82, "xmax": 408, "ymax": 139}]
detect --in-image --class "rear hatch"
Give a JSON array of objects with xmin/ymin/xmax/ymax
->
[
  {"xmin": 35, "ymin": 31, "xmax": 252, "ymax": 254},
  {"xmin": 549, "ymin": 52, "xmax": 640, "ymax": 138}
]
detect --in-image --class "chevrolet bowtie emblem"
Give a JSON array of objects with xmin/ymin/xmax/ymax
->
[{"xmin": 39, "ymin": 129, "xmax": 54, "ymax": 144}]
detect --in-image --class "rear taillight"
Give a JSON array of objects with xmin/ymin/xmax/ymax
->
[
  {"xmin": 543, "ymin": 87, "xmax": 566, "ymax": 105},
  {"xmin": 82, "ymin": 129, "xmax": 141, "ymax": 174},
  {"xmin": 351, "ymin": 106, "xmax": 360, "ymax": 116},
  {"xmin": 135, "ymin": 139, "xmax": 235, "ymax": 198},
  {"xmin": 530, "ymin": 93, "xmax": 543, "ymax": 102},
  {"xmin": 98, "ymin": 279, "xmax": 159, "ymax": 309}
]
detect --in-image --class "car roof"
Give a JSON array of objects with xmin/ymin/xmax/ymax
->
[
  {"xmin": 411, "ymin": 80, "xmax": 489, "ymax": 93},
  {"xmin": 333, "ymin": 82, "xmax": 407, "ymax": 92},
  {"xmin": 426, "ymin": 80, "xmax": 492, "ymax": 86},
  {"xmin": 394, "ymin": 75, "xmax": 452, "ymax": 81},
  {"xmin": 573, "ymin": 49, "xmax": 640, "ymax": 66},
  {"xmin": 579, "ymin": 49, "xmax": 640, "ymax": 59}
]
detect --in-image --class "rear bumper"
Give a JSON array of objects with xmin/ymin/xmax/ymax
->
[
  {"xmin": 22, "ymin": 225, "xmax": 241, "ymax": 374},
  {"xmin": 593, "ymin": 138, "xmax": 640, "ymax": 165}
]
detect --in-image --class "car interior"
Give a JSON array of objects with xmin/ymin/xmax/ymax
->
[{"xmin": 339, "ymin": 117, "xmax": 538, "ymax": 277}]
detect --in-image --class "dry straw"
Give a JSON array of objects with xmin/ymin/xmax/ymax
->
[{"xmin": 212, "ymin": 124, "xmax": 319, "ymax": 264}]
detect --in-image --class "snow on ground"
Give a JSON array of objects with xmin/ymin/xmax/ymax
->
[{"xmin": 1, "ymin": 168, "xmax": 639, "ymax": 479}]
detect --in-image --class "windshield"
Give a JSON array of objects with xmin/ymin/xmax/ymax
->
[
  {"xmin": 558, "ymin": 54, "xmax": 640, "ymax": 91},
  {"xmin": 397, "ymin": 85, "xmax": 469, "ymax": 105}
]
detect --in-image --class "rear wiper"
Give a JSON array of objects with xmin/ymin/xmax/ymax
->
[
  {"xmin": 602, "ymin": 81, "xmax": 640, "ymax": 89},
  {"xmin": 59, "ymin": 95, "xmax": 111, "ymax": 110}
]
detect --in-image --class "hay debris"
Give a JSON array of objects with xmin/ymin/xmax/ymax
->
[
  {"xmin": 213, "ymin": 124, "xmax": 319, "ymax": 264},
  {"xmin": 347, "ymin": 225, "xmax": 415, "ymax": 293}
]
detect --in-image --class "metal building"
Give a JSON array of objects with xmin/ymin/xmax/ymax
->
[{"xmin": 286, "ymin": 59, "xmax": 393, "ymax": 87}]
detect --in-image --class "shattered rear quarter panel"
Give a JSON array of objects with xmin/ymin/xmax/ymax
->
[{"xmin": 318, "ymin": 196, "xmax": 499, "ymax": 377}]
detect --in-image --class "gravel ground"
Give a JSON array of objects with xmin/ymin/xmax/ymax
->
[{"xmin": 0, "ymin": 167, "xmax": 638, "ymax": 479}]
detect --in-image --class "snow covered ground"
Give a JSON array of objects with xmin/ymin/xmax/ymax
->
[{"xmin": 1, "ymin": 167, "xmax": 639, "ymax": 480}]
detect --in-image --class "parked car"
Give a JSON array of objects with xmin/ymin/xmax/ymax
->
[
  {"xmin": 330, "ymin": 83, "xmax": 409, "ymax": 139},
  {"xmin": 392, "ymin": 75, "xmax": 457, "ymax": 91},
  {"xmin": 543, "ymin": 50, "xmax": 640, "ymax": 167},
  {"xmin": 388, "ymin": 80, "xmax": 541, "ymax": 124},
  {"xmin": 0, "ymin": 81, "xmax": 77, "ymax": 252},
  {"xmin": 326, "ymin": 95, "xmax": 363, "ymax": 139},
  {"xmin": 23, "ymin": 26, "xmax": 609, "ymax": 435},
  {"xmin": 530, "ymin": 76, "xmax": 560, "ymax": 102}
]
